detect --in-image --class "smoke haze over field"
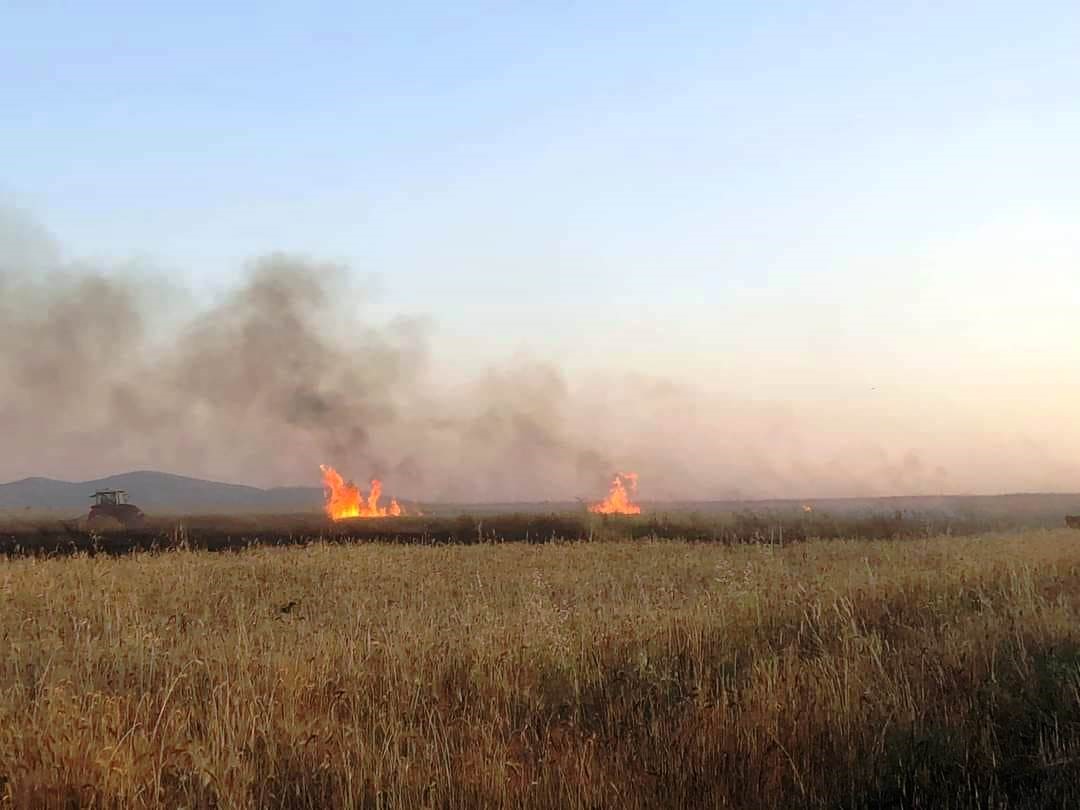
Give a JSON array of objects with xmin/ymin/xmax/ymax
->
[
  {"xmin": 2, "ymin": 205, "xmax": 1080, "ymax": 501},
  {"xmin": 5, "ymin": 3, "xmax": 1080, "ymax": 500}
]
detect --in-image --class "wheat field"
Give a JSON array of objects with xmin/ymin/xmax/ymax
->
[{"xmin": 2, "ymin": 531, "xmax": 1080, "ymax": 808}]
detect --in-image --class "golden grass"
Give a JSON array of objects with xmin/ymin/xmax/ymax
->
[{"xmin": 2, "ymin": 531, "xmax": 1080, "ymax": 808}]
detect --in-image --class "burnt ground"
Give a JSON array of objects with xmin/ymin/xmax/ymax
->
[{"xmin": 0, "ymin": 509, "xmax": 1042, "ymax": 558}]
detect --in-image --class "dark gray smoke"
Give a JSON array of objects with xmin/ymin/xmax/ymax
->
[
  {"xmin": 0, "ymin": 207, "xmax": 432, "ymax": 487},
  {"xmin": 0, "ymin": 206, "xmax": 622, "ymax": 498},
  {"xmin": 4, "ymin": 205, "xmax": 1077, "ymax": 501},
  {"xmin": 161, "ymin": 254, "xmax": 424, "ymax": 466}
]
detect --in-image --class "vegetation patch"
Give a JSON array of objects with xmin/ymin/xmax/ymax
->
[{"xmin": 1, "ymin": 531, "xmax": 1080, "ymax": 807}]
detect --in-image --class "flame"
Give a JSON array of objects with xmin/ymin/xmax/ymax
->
[
  {"xmin": 589, "ymin": 472, "xmax": 642, "ymax": 515},
  {"xmin": 802, "ymin": 504, "xmax": 814, "ymax": 513},
  {"xmin": 320, "ymin": 464, "xmax": 403, "ymax": 520}
]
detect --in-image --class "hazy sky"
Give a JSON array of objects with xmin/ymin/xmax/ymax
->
[{"xmin": 3, "ymin": 2, "xmax": 1080, "ymax": 495}]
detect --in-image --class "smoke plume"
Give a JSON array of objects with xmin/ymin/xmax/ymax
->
[
  {"xmin": 3, "ymin": 205, "xmax": 1079, "ymax": 501},
  {"xmin": 0, "ymin": 207, "xmax": 428, "ymax": 487}
]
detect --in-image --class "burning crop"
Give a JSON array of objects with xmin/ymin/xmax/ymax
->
[
  {"xmin": 320, "ymin": 464, "xmax": 403, "ymax": 520},
  {"xmin": 589, "ymin": 472, "xmax": 642, "ymax": 515}
]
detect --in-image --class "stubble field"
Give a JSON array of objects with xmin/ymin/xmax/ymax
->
[{"xmin": 2, "ymin": 529, "xmax": 1080, "ymax": 808}]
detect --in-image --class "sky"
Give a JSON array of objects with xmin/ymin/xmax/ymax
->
[{"xmin": 2, "ymin": 1, "xmax": 1080, "ymax": 496}]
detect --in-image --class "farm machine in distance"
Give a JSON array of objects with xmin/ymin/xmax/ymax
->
[{"xmin": 88, "ymin": 489, "xmax": 146, "ymax": 528}]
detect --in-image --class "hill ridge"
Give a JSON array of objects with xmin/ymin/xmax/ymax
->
[{"xmin": 0, "ymin": 470, "xmax": 322, "ymax": 512}]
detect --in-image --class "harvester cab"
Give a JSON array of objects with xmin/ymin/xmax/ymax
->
[{"xmin": 88, "ymin": 489, "xmax": 146, "ymax": 528}]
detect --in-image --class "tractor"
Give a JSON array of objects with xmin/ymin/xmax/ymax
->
[{"xmin": 88, "ymin": 489, "xmax": 146, "ymax": 529}]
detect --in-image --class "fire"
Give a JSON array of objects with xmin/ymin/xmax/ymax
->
[
  {"xmin": 802, "ymin": 504, "xmax": 814, "ymax": 514},
  {"xmin": 320, "ymin": 464, "xmax": 403, "ymax": 520},
  {"xmin": 589, "ymin": 472, "xmax": 642, "ymax": 515}
]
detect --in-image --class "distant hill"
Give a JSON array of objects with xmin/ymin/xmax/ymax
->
[{"xmin": 0, "ymin": 471, "xmax": 323, "ymax": 514}]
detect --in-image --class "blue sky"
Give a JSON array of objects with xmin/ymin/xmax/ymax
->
[{"xmin": 4, "ymin": 1, "xmax": 1079, "ymax": 392}]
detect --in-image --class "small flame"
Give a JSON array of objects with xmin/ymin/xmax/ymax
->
[
  {"xmin": 589, "ymin": 472, "xmax": 642, "ymax": 515},
  {"xmin": 320, "ymin": 464, "xmax": 403, "ymax": 520},
  {"xmin": 802, "ymin": 504, "xmax": 814, "ymax": 513}
]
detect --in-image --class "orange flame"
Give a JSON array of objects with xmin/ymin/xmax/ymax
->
[
  {"xmin": 320, "ymin": 464, "xmax": 402, "ymax": 520},
  {"xmin": 589, "ymin": 472, "xmax": 642, "ymax": 515}
]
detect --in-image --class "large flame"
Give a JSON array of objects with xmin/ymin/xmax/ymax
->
[
  {"xmin": 589, "ymin": 472, "xmax": 642, "ymax": 515},
  {"xmin": 320, "ymin": 464, "xmax": 403, "ymax": 520}
]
